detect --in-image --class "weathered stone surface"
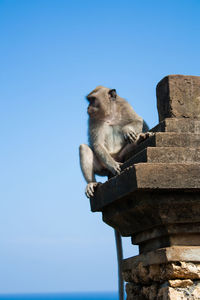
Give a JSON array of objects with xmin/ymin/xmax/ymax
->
[
  {"xmin": 122, "ymin": 147, "xmax": 200, "ymax": 170},
  {"xmin": 126, "ymin": 282, "xmax": 158, "ymax": 300},
  {"xmin": 157, "ymin": 286, "xmax": 186, "ymax": 300},
  {"xmin": 156, "ymin": 75, "xmax": 200, "ymax": 122},
  {"xmin": 168, "ymin": 279, "xmax": 193, "ymax": 288},
  {"xmin": 126, "ymin": 281, "xmax": 200, "ymax": 300},
  {"xmin": 133, "ymin": 163, "xmax": 200, "ymax": 189},
  {"xmin": 124, "ymin": 132, "xmax": 200, "ymax": 161},
  {"xmin": 123, "ymin": 261, "xmax": 200, "ymax": 284},
  {"xmin": 192, "ymin": 286, "xmax": 200, "ymax": 298},
  {"xmin": 154, "ymin": 132, "xmax": 200, "ymax": 147},
  {"xmin": 138, "ymin": 233, "xmax": 200, "ymax": 254},
  {"xmin": 123, "ymin": 247, "xmax": 200, "ymax": 269},
  {"xmin": 102, "ymin": 191, "xmax": 200, "ymax": 237},
  {"xmin": 131, "ymin": 221, "xmax": 200, "ymax": 253},
  {"xmin": 126, "ymin": 282, "xmax": 144, "ymax": 300},
  {"xmin": 147, "ymin": 147, "xmax": 200, "ymax": 163},
  {"xmin": 152, "ymin": 118, "xmax": 200, "ymax": 133},
  {"xmin": 91, "ymin": 163, "xmax": 200, "ymax": 212},
  {"xmin": 158, "ymin": 283, "xmax": 200, "ymax": 299},
  {"xmin": 133, "ymin": 223, "xmax": 200, "ymax": 245}
]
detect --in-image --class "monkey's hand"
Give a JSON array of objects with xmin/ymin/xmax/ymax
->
[
  {"xmin": 122, "ymin": 127, "xmax": 137, "ymax": 143},
  {"xmin": 109, "ymin": 161, "xmax": 122, "ymax": 176},
  {"xmin": 85, "ymin": 182, "xmax": 101, "ymax": 198}
]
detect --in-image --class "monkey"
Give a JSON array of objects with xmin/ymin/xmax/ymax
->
[
  {"xmin": 79, "ymin": 86, "xmax": 151, "ymax": 198},
  {"xmin": 79, "ymin": 86, "xmax": 152, "ymax": 300}
]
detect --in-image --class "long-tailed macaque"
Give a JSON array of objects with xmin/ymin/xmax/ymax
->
[
  {"xmin": 79, "ymin": 86, "xmax": 151, "ymax": 300},
  {"xmin": 79, "ymin": 86, "xmax": 150, "ymax": 198}
]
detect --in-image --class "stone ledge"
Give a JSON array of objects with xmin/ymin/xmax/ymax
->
[
  {"xmin": 123, "ymin": 246, "xmax": 200, "ymax": 269},
  {"xmin": 102, "ymin": 191, "xmax": 200, "ymax": 236},
  {"xmin": 132, "ymin": 223, "xmax": 200, "ymax": 245},
  {"xmin": 122, "ymin": 147, "xmax": 200, "ymax": 169},
  {"xmin": 124, "ymin": 132, "xmax": 200, "ymax": 161},
  {"xmin": 154, "ymin": 132, "xmax": 200, "ymax": 147},
  {"xmin": 152, "ymin": 118, "xmax": 200, "ymax": 133},
  {"xmin": 147, "ymin": 147, "xmax": 200, "ymax": 163},
  {"xmin": 91, "ymin": 163, "xmax": 200, "ymax": 212}
]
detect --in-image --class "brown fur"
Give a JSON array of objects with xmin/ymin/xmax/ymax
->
[{"xmin": 79, "ymin": 86, "xmax": 149, "ymax": 198}]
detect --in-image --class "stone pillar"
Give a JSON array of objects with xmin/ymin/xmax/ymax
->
[{"xmin": 90, "ymin": 75, "xmax": 200, "ymax": 299}]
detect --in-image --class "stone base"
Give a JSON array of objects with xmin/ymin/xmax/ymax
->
[
  {"xmin": 123, "ymin": 260, "xmax": 200, "ymax": 285},
  {"xmin": 126, "ymin": 281, "xmax": 200, "ymax": 300},
  {"xmin": 123, "ymin": 247, "xmax": 200, "ymax": 299}
]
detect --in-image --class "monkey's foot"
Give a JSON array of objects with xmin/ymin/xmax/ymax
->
[
  {"xmin": 136, "ymin": 132, "xmax": 154, "ymax": 144},
  {"xmin": 85, "ymin": 182, "xmax": 101, "ymax": 198},
  {"xmin": 109, "ymin": 161, "xmax": 122, "ymax": 176}
]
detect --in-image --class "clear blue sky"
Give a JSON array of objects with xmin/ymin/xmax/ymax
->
[{"xmin": 0, "ymin": 0, "xmax": 200, "ymax": 294}]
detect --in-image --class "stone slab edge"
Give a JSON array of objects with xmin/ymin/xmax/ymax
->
[
  {"xmin": 90, "ymin": 163, "xmax": 200, "ymax": 212},
  {"xmin": 122, "ymin": 246, "xmax": 200, "ymax": 269},
  {"xmin": 152, "ymin": 118, "xmax": 200, "ymax": 133}
]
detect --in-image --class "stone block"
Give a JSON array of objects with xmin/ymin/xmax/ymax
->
[
  {"xmin": 125, "ymin": 281, "xmax": 200, "ymax": 300},
  {"xmin": 168, "ymin": 279, "xmax": 193, "ymax": 288},
  {"xmin": 132, "ymin": 223, "xmax": 200, "ymax": 246},
  {"xmin": 91, "ymin": 163, "xmax": 200, "ymax": 212},
  {"xmin": 157, "ymin": 287, "xmax": 186, "ymax": 300},
  {"xmin": 121, "ymin": 147, "xmax": 200, "ymax": 170},
  {"xmin": 156, "ymin": 75, "xmax": 200, "ymax": 122},
  {"xmin": 154, "ymin": 132, "xmax": 200, "ymax": 148},
  {"xmin": 146, "ymin": 147, "xmax": 200, "ymax": 163},
  {"xmin": 122, "ymin": 246, "xmax": 200, "ymax": 272},
  {"xmin": 123, "ymin": 132, "xmax": 200, "ymax": 162},
  {"xmin": 152, "ymin": 118, "xmax": 200, "ymax": 133}
]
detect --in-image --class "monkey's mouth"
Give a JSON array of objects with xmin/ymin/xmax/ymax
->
[
  {"xmin": 87, "ymin": 107, "xmax": 98, "ymax": 115},
  {"xmin": 87, "ymin": 107, "xmax": 92, "ymax": 114}
]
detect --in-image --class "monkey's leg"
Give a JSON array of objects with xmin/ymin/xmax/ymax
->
[
  {"xmin": 117, "ymin": 143, "xmax": 137, "ymax": 162},
  {"xmin": 79, "ymin": 144, "xmax": 106, "ymax": 198},
  {"xmin": 118, "ymin": 132, "xmax": 155, "ymax": 162}
]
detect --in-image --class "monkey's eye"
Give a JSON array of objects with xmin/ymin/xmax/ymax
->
[{"xmin": 87, "ymin": 96, "xmax": 96, "ymax": 104}]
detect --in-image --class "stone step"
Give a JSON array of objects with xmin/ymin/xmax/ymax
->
[
  {"xmin": 126, "ymin": 132, "xmax": 200, "ymax": 160},
  {"xmin": 122, "ymin": 147, "xmax": 200, "ymax": 170},
  {"xmin": 152, "ymin": 118, "xmax": 200, "ymax": 133},
  {"xmin": 149, "ymin": 132, "xmax": 200, "ymax": 147},
  {"xmin": 91, "ymin": 163, "xmax": 200, "ymax": 212},
  {"xmin": 148, "ymin": 147, "xmax": 200, "ymax": 163}
]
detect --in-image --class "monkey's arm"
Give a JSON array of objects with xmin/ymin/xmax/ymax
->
[
  {"xmin": 119, "ymin": 100, "xmax": 144, "ymax": 143},
  {"xmin": 79, "ymin": 144, "xmax": 104, "ymax": 198},
  {"xmin": 122, "ymin": 120, "xmax": 143, "ymax": 143}
]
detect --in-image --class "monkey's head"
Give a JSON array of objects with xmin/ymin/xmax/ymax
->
[{"xmin": 86, "ymin": 86, "xmax": 117, "ymax": 119}]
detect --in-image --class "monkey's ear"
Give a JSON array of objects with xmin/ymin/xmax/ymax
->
[{"xmin": 108, "ymin": 89, "xmax": 117, "ymax": 99}]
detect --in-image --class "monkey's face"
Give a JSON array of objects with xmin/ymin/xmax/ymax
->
[
  {"xmin": 87, "ymin": 96, "xmax": 100, "ymax": 117},
  {"xmin": 86, "ymin": 87, "xmax": 117, "ymax": 120}
]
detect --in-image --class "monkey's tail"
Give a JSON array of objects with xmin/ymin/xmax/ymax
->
[{"xmin": 114, "ymin": 229, "xmax": 124, "ymax": 300}]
